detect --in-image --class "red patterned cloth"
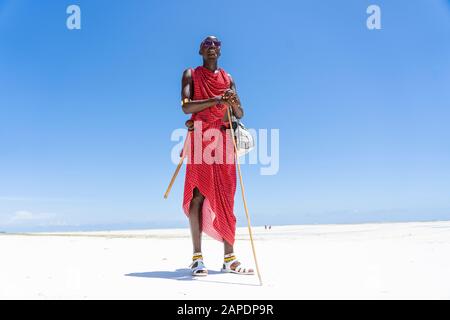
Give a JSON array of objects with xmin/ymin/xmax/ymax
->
[{"xmin": 182, "ymin": 66, "xmax": 237, "ymax": 245}]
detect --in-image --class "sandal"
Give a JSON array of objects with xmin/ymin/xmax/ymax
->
[
  {"xmin": 189, "ymin": 252, "xmax": 208, "ymax": 277},
  {"xmin": 221, "ymin": 253, "xmax": 254, "ymax": 275}
]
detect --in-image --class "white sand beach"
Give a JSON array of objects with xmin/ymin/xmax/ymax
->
[{"xmin": 1, "ymin": 221, "xmax": 450, "ymax": 300}]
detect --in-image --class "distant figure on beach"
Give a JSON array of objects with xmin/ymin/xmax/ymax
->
[{"xmin": 181, "ymin": 36, "xmax": 254, "ymax": 276}]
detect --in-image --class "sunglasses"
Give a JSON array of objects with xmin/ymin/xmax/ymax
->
[{"xmin": 202, "ymin": 39, "xmax": 221, "ymax": 48}]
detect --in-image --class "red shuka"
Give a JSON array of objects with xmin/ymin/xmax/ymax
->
[{"xmin": 182, "ymin": 66, "xmax": 237, "ymax": 245}]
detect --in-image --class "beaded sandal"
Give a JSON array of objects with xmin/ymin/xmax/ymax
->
[
  {"xmin": 189, "ymin": 252, "xmax": 208, "ymax": 276},
  {"xmin": 221, "ymin": 253, "xmax": 254, "ymax": 275}
]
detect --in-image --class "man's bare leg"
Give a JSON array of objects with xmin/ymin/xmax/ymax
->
[
  {"xmin": 189, "ymin": 187, "xmax": 204, "ymax": 253},
  {"xmin": 224, "ymin": 241, "xmax": 234, "ymax": 255}
]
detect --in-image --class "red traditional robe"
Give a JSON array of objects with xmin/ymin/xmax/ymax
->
[{"xmin": 182, "ymin": 66, "xmax": 237, "ymax": 245}]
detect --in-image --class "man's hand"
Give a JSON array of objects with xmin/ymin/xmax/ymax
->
[
  {"xmin": 222, "ymin": 89, "xmax": 236, "ymax": 102},
  {"xmin": 222, "ymin": 89, "xmax": 240, "ymax": 109},
  {"xmin": 221, "ymin": 89, "xmax": 244, "ymax": 119}
]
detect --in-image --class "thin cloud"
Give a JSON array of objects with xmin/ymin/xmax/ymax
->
[
  {"xmin": 0, "ymin": 196, "xmax": 88, "ymax": 203},
  {"xmin": 0, "ymin": 210, "xmax": 69, "ymax": 227}
]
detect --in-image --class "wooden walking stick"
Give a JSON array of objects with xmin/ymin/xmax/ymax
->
[
  {"xmin": 164, "ymin": 120, "xmax": 194, "ymax": 199},
  {"xmin": 226, "ymin": 105, "xmax": 263, "ymax": 286}
]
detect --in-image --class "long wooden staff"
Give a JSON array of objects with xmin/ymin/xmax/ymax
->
[
  {"xmin": 226, "ymin": 106, "xmax": 263, "ymax": 286},
  {"xmin": 164, "ymin": 120, "xmax": 193, "ymax": 199}
]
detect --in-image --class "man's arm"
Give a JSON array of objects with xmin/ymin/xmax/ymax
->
[
  {"xmin": 226, "ymin": 74, "xmax": 244, "ymax": 119},
  {"xmin": 181, "ymin": 69, "xmax": 222, "ymax": 114}
]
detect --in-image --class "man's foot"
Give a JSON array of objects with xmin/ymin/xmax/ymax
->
[
  {"xmin": 189, "ymin": 252, "xmax": 208, "ymax": 276},
  {"xmin": 221, "ymin": 253, "xmax": 254, "ymax": 275}
]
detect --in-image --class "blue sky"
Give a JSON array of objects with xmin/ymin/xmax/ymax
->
[{"xmin": 1, "ymin": 0, "xmax": 449, "ymax": 232}]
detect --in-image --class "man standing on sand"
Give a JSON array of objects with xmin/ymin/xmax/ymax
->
[{"xmin": 181, "ymin": 36, "xmax": 254, "ymax": 276}]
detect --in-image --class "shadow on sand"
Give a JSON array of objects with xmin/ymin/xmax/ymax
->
[
  {"xmin": 125, "ymin": 269, "xmax": 260, "ymax": 287},
  {"xmin": 125, "ymin": 268, "xmax": 219, "ymax": 281}
]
